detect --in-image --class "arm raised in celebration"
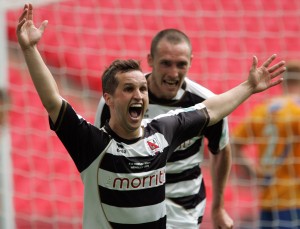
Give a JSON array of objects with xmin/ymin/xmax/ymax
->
[
  {"xmin": 16, "ymin": 3, "xmax": 62, "ymax": 123},
  {"xmin": 204, "ymin": 54, "xmax": 285, "ymax": 126}
]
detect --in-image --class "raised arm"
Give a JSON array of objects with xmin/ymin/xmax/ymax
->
[
  {"xmin": 204, "ymin": 54, "xmax": 285, "ymax": 126},
  {"xmin": 16, "ymin": 3, "xmax": 62, "ymax": 123}
]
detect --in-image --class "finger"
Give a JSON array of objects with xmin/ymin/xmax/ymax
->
[
  {"xmin": 27, "ymin": 3, "xmax": 33, "ymax": 21},
  {"xmin": 251, "ymin": 56, "xmax": 258, "ymax": 70},
  {"xmin": 270, "ymin": 67, "xmax": 286, "ymax": 79},
  {"xmin": 16, "ymin": 18, "xmax": 26, "ymax": 33},
  {"xmin": 18, "ymin": 8, "xmax": 28, "ymax": 23},
  {"xmin": 268, "ymin": 78, "xmax": 283, "ymax": 88},
  {"xmin": 38, "ymin": 20, "xmax": 48, "ymax": 34},
  {"xmin": 261, "ymin": 54, "xmax": 277, "ymax": 68},
  {"xmin": 268, "ymin": 60, "xmax": 285, "ymax": 73},
  {"xmin": 23, "ymin": 3, "xmax": 29, "ymax": 11}
]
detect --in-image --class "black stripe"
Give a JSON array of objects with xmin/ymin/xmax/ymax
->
[
  {"xmin": 110, "ymin": 216, "xmax": 166, "ymax": 229},
  {"xmin": 166, "ymin": 165, "xmax": 201, "ymax": 184},
  {"xmin": 100, "ymin": 185, "xmax": 165, "ymax": 207},
  {"xmin": 100, "ymin": 152, "xmax": 167, "ymax": 173},
  {"xmin": 198, "ymin": 215, "xmax": 203, "ymax": 224},
  {"xmin": 168, "ymin": 181, "xmax": 206, "ymax": 209},
  {"xmin": 203, "ymin": 119, "xmax": 224, "ymax": 154},
  {"xmin": 167, "ymin": 138, "xmax": 202, "ymax": 162}
]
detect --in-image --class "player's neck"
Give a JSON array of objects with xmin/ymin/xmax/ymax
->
[{"xmin": 109, "ymin": 121, "xmax": 143, "ymax": 140}]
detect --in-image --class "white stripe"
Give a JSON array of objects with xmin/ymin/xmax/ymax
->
[
  {"xmin": 165, "ymin": 197, "xmax": 206, "ymax": 229},
  {"xmin": 166, "ymin": 174, "xmax": 202, "ymax": 198},
  {"xmin": 174, "ymin": 136, "xmax": 201, "ymax": 151},
  {"xmin": 103, "ymin": 133, "xmax": 168, "ymax": 158},
  {"xmin": 98, "ymin": 167, "xmax": 166, "ymax": 190},
  {"xmin": 219, "ymin": 117, "xmax": 230, "ymax": 149},
  {"xmin": 189, "ymin": 198, "xmax": 206, "ymax": 218},
  {"xmin": 185, "ymin": 78, "xmax": 216, "ymax": 98},
  {"xmin": 166, "ymin": 153, "xmax": 202, "ymax": 173},
  {"xmin": 102, "ymin": 202, "xmax": 166, "ymax": 224},
  {"xmin": 143, "ymin": 104, "xmax": 206, "ymax": 123}
]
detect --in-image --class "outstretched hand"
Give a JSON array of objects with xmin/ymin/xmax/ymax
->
[
  {"xmin": 16, "ymin": 3, "xmax": 48, "ymax": 50},
  {"xmin": 248, "ymin": 54, "xmax": 285, "ymax": 93}
]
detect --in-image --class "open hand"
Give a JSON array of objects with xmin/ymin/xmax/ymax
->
[
  {"xmin": 248, "ymin": 54, "xmax": 285, "ymax": 93},
  {"xmin": 16, "ymin": 3, "xmax": 48, "ymax": 50}
]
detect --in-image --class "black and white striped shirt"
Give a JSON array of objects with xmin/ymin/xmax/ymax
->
[
  {"xmin": 51, "ymin": 100, "xmax": 209, "ymax": 229},
  {"xmin": 95, "ymin": 78, "xmax": 229, "ymax": 228}
]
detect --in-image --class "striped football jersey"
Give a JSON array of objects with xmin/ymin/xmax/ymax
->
[
  {"xmin": 51, "ymin": 100, "xmax": 210, "ymax": 229},
  {"xmin": 95, "ymin": 77, "xmax": 229, "ymax": 228}
]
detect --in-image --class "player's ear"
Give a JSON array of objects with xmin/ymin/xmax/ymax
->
[
  {"xmin": 147, "ymin": 53, "xmax": 153, "ymax": 67},
  {"xmin": 103, "ymin": 92, "xmax": 112, "ymax": 106},
  {"xmin": 189, "ymin": 54, "xmax": 194, "ymax": 68}
]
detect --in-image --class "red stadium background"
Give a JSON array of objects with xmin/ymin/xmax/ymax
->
[{"xmin": 4, "ymin": 0, "xmax": 300, "ymax": 228}]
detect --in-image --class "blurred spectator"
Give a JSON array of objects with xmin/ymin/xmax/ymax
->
[{"xmin": 231, "ymin": 61, "xmax": 300, "ymax": 229}]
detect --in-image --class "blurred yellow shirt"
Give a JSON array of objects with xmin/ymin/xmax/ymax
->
[{"xmin": 233, "ymin": 96, "xmax": 300, "ymax": 210}]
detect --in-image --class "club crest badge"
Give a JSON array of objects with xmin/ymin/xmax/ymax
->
[{"xmin": 145, "ymin": 136, "xmax": 162, "ymax": 155}]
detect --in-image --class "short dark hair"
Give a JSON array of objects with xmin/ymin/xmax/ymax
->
[
  {"xmin": 286, "ymin": 61, "xmax": 300, "ymax": 73},
  {"xmin": 150, "ymin": 28, "xmax": 192, "ymax": 57},
  {"xmin": 284, "ymin": 60, "xmax": 300, "ymax": 82},
  {"xmin": 102, "ymin": 59, "xmax": 142, "ymax": 95}
]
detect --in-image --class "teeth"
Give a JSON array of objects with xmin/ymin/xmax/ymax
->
[
  {"xmin": 131, "ymin": 104, "xmax": 142, "ymax": 107},
  {"xmin": 164, "ymin": 80, "xmax": 178, "ymax": 85}
]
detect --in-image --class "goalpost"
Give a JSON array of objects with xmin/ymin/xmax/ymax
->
[
  {"xmin": 3, "ymin": 0, "xmax": 300, "ymax": 228},
  {"xmin": 0, "ymin": 1, "xmax": 14, "ymax": 228}
]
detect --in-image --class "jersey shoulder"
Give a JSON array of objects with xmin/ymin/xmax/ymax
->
[{"xmin": 185, "ymin": 77, "xmax": 216, "ymax": 99}]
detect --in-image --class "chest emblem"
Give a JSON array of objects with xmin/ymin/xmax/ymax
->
[{"xmin": 145, "ymin": 136, "xmax": 162, "ymax": 155}]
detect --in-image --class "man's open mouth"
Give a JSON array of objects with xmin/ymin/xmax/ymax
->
[{"xmin": 129, "ymin": 104, "xmax": 143, "ymax": 118}]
